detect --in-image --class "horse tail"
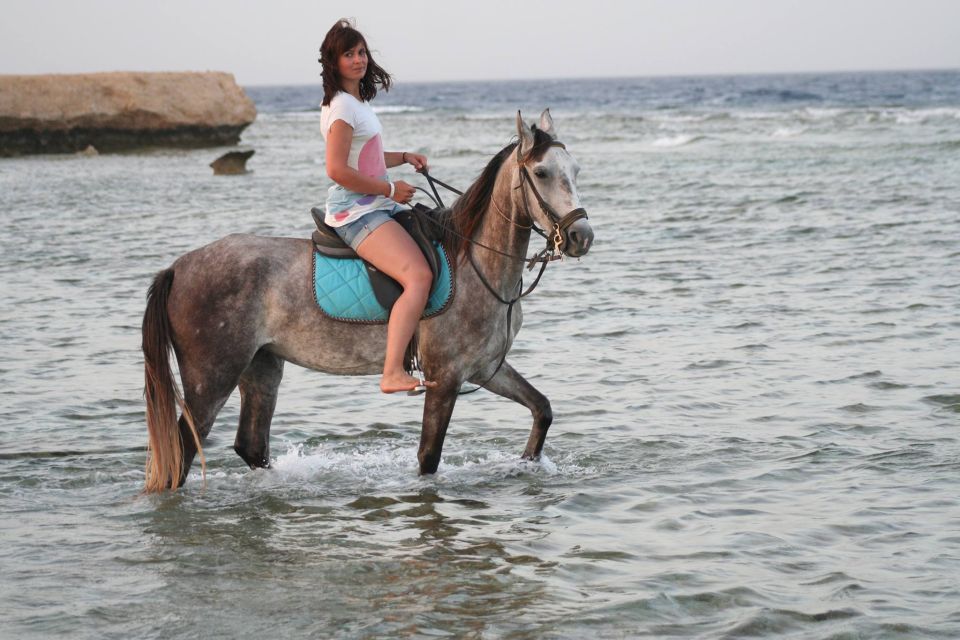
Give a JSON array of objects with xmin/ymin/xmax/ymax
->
[{"xmin": 141, "ymin": 268, "xmax": 205, "ymax": 493}]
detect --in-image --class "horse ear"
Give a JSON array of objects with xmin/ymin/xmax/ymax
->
[
  {"xmin": 516, "ymin": 110, "xmax": 534, "ymax": 156},
  {"xmin": 539, "ymin": 108, "xmax": 557, "ymax": 138}
]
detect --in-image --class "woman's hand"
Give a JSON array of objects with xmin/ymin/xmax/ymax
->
[
  {"xmin": 390, "ymin": 180, "xmax": 416, "ymax": 204},
  {"xmin": 402, "ymin": 152, "xmax": 429, "ymax": 173}
]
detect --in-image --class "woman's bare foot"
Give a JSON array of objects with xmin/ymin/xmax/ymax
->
[{"xmin": 380, "ymin": 372, "xmax": 437, "ymax": 394}]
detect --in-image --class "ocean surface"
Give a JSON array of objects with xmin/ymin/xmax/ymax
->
[{"xmin": 1, "ymin": 70, "xmax": 959, "ymax": 638}]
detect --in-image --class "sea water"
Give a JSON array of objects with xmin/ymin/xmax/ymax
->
[{"xmin": 1, "ymin": 71, "xmax": 959, "ymax": 638}]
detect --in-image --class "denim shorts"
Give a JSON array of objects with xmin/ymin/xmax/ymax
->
[{"xmin": 334, "ymin": 210, "xmax": 396, "ymax": 251}]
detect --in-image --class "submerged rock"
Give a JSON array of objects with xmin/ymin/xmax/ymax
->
[
  {"xmin": 211, "ymin": 149, "xmax": 255, "ymax": 175},
  {"xmin": 0, "ymin": 71, "xmax": 257, "ymax": 156}
]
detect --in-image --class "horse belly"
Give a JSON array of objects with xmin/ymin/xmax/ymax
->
[
  {"xmin": 269, "ymin": 319, "xmax": 388, "ymax": 376},
  {"xmin": 258, "ymin": 241, "xmax": 389, "ymax": 375}
]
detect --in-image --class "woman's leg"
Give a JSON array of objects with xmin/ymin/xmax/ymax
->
[{"xmin": 355, "ymin": 220, "xmax": 437, "ymax": 393}]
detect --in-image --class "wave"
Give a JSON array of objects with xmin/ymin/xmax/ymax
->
[
  {"xmin": 257, "ymin": 105, "xmax": 426, "ymax": 119},
  {"xmin": 372, "ymin": 105, "xmax": 425, "ymax": 114},
  {"xmin": 651, "ymin": 134, "xmax": 706, "ymax": 148},
  {"xmin": 889, "ymin": 107, "xmax": 960, "ymax": 124},
  {"xmin": 734, "ymin": 88, "xmax": 825, "ymax": 104},
  {"xmin": 654, "ymin": 112, "xmax": 730, "ymax": 124},
  {"xmin": 772, "ymin": 126, "xmax": 807, "ymax": 138},
  {"xmin": 459, "ymin": 112, "xmax": 514, "ymax": 121},
  {"xmin": 732, "ymin": 110, "xmax": 793, "ymax": 121},
  {"xmin": 255, "ymin": 111, "xmax": 319, "ymax": 121}
]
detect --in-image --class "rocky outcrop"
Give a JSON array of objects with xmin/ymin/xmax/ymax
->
[
  {"xmin": 0, "ymin": 72, "xmax": 257, "ymax": 156},
  {"xmin": 211, "ymin": 149, "xmax": 255, "ymax": 175}
]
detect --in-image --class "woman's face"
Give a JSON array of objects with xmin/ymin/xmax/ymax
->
[{"xmin": 338, "ymin": 41, "xmax": 368, "ymax": 84}]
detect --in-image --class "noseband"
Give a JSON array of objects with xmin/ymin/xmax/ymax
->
[{"xmin": 516, "ymin": 141, "xmax": 589, "ymax": 257}]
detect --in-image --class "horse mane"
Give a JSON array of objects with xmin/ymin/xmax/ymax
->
[{"xmin": 439, "ymin": 125, "xmax": 556, "ymax": 260}]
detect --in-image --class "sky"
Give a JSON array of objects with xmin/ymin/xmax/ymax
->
[{"xmin": 1, "ymin": 0, "xmax": 958, "ymax": 86}]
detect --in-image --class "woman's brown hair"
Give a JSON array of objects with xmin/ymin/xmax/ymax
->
[{"xmin": 318, "ymin": 19, "xmax": 392, "ymax": 106}]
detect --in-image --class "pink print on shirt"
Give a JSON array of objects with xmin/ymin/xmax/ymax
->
[
  {"xmin": 357, "ymin": 133, "xmax": 386, "ymax": 177},
  {"xmin": 333, "ymin": 210, "xmax": 350, "ymax": 222}
]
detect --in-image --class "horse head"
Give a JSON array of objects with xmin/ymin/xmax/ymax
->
[{"xmin": 515, "ymin": 109, "xmax": 594, "ymax": 258}]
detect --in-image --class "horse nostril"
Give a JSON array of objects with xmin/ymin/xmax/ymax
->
[{"xmin": 569, "ymin": 230, "xmax": 580, "ymax": 246}]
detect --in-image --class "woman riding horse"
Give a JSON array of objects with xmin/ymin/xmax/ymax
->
[{"xmin": 319, "ymin": 19, "xmax": 436, "ymax": 394}]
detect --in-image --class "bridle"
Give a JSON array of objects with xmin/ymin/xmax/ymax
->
[
  {"xmin": 515, "ymin": 141, "xmax": 589, "ymax": 259},
  {"xmin": 418, "ymin": 138, "xmax": 590, "ymax": 394},
  {"xmin": 421, "ymin": 139, "xmax": 589, "ymax": 269}
]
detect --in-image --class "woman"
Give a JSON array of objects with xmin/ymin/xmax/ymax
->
[{"xmin": 318, "ymin": 19, "xmax": 437, "ymax": 394}]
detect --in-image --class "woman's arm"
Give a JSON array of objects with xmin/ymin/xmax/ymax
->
[
  {"xmin": 385, "ymin": 150, "xmax": 429, "ymax": 171},
  {"xmin": 325, "ymin": 120, "xmax": 391, "ymax": 196}
]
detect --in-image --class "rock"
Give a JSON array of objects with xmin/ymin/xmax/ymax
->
[
  {"xmin": 211, "ymin": 149, "xmax": 255, "ymax": 175},
  {"xmin": 79, "ymin": 144, "xmax": 98, "ymax": 156},
  {"xmin": 0, "ymin": 72, "xmax": 257, "ymax": 156}
]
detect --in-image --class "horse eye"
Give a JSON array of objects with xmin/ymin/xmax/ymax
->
[{"xmin": 534, "ymin": 168, "xmax": 548, "ymax": 179}]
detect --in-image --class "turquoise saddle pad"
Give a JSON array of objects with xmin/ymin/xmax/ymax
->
[{"xmin": 313, "ymin": 243, "xmax": 453, "ymax": 323}]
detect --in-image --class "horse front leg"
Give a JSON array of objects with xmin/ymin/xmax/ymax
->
[
  {"xmin": 418, "ymin": 381, "xmax": 460, "ymax": 474},
  {"xmin": 472, "ymin": 361, "xmax": 553, "ymax": 460}
]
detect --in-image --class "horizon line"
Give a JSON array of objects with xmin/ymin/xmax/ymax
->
[{"xmin": 240, "ymin": 66, "xmax": 960, "ymax": 89}]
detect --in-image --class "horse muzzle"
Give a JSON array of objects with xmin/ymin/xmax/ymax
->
[{"xmin": 560, "ymin": 216, "xmax": 593, "ymax": 258}]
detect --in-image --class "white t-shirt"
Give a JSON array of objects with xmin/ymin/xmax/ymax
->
[{"xmin": 320, "ymin": 92, "xmax": 400, "ymax": 226}]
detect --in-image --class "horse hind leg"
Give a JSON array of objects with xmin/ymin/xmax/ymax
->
[
  {"xmin": 471, "ymin": 361, "xmax": 553, "ymax": 460},
  {"xmin": 234, "ymin": 348, "xmax": 284, "ymax": 470},
  {"xmin": 174, "ymin": 360, "xmax": 249, "ymax": 487},
  {"xmin": 142, "ymin": 266, "xmax": 261, "ymax": 491}
]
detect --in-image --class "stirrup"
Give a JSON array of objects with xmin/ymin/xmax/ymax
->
[{"xmin": 407, "ymin": 353, "xmax": 427, "ymax": 396}]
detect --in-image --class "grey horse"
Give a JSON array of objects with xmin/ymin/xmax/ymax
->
[{"xmin": 142, "ymin": 110, "xmax": 594, "ymax": 493}]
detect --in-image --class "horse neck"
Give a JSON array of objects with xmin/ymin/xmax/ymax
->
[{"xmin": 470, "ymin": 156, "xmax": 531, "ymax": 298}]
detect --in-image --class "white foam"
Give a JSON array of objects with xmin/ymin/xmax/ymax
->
[
  {"xmin": 183, "ymin": 440, "xmax": 590, "ymax": 492},
  {"xmin": 257, "ymin": 111, "xmax": 320, "ymax": 122},
  {"xmin": 733, "ymin": 111, "xmax": 788, "ymax": 121},
  {"xmin": 461, "ymin": 112, "xmax": 512, "ymax": 121},
  {"xmin": 894, "ymin": 112, "xmax": 924, "ymax": 125},
  {"xmin": 801, "ymin": 107, "xmax": 849, "ymax": 120},
  {"xmin": 651, "ymin": 134, "xmax": 703, "ymax": 148},
  {"xmin": 655, "ymin": 113, "xmax": 715, "ymax": 124},
  {"xmin": 430, "ymin": 449, "xmax": 565, "ymax": 485},
  {"xmin": 372, "ymin": 105, "xmax": 425, "ymax": 114},
  {"xmin": 892, "ymin": 108, "xmax": 960, "ymax": 125},
  {"xmin": 772, "ymin": 127, "xmax": 806, "ymax": 138},
  {"xmin": 276, "ymin": 441, "xmax": 409, "ymax": 474}
]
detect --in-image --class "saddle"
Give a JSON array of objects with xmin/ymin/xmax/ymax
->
[{"xmin": 310, "ymin": 204, "xmax": 446, "ymax": 314}]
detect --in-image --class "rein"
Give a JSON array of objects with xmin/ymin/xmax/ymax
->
[
  {"xmin": 420, "ymin": 172, "xmax": 461, "ymax": 208},
  {"xmin": 419, "ymin": 172, "xmax": 545, "ymax": 267}
]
